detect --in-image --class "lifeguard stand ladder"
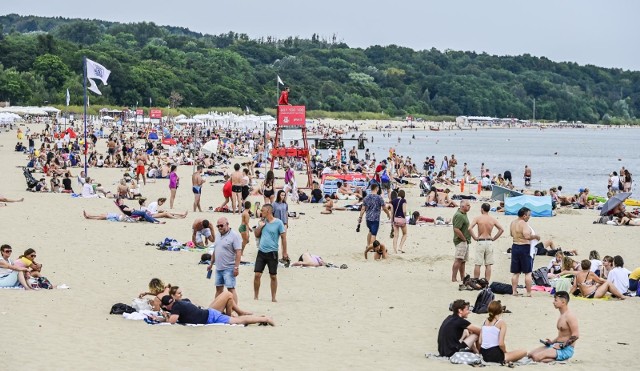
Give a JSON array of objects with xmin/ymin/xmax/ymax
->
[{"xmin": 269, "ymin": 105, "xmax": 313, "ymax": 188}]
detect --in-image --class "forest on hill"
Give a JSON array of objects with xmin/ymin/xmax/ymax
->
[{"xmin": 0, "ymin": 14, "xmax": 638, "ymax": 124}]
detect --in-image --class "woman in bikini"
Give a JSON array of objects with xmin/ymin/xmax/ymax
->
[
  {"xmin": 239, "ymin": 201, "xmax": 252, "ymax": 254},
  {"xmin": 262, "ymin": 170, "xmax": 275, "ymax": 205},
  {"xmin": 138, "ymin": 278, "xmax": 171, "ymax": 310},
  {"xmin": 572, "ymin": 259, "xmax": 625, "ymax": 299}
]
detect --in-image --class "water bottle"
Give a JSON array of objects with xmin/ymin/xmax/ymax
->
[{"xmin": 206, "ymin": 269, "xmax": 212, "ymax": 279}]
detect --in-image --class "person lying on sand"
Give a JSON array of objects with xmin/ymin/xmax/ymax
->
[
  {"xmin": 291, "ymin": 252, "xmax": 325, "ymax": 267},
  {"xmin": 150, "ymin": 294, "xmax": 274, "ymax": 326},
  {"xmin": 83, "ymin": 210, "xmax": 137, "ymax": 223},
  {"xmin": 138, "ymin": 278, "xmax": 171, "ymax": 311}
]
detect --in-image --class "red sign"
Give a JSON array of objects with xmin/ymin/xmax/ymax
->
[
  {"xmin": 135, "ymin": 109, "xmax": 143, "ymax": 115},
  {"xmin": 150, "ymin": 109, "xmax": 162, "ymax": 119},
  {"xmin": 277, "ymin": 105, "xmax": 306, "ymax": 127}
]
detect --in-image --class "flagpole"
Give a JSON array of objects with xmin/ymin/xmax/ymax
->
[{"xmin": 83, "ymin": 56, "xmax": 88, "ymax": 177}]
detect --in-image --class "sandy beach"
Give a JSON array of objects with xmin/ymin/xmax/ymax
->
[{"xmin": 1, "ymin": 122, "xmax": 638, "ymax": 370}]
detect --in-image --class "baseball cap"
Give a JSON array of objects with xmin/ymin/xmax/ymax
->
[{"xmin": 161, "ymin": 295, "xmax": 174, "ymax": 307}]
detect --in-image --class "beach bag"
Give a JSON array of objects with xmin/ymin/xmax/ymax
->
[
  {"xmin": 450, "ymin": 351, "xmax": 482, "ymax": 365},
  {"xmin": 36, "ymin": 277, "xmax": 53, "ymax": 290},
  {"xmin": 552, "ymin": 276, "xmax": 573, "ymax": 293},
  {"xmin": 533, "ymin": 267, "xmax": 551, "ymax": 287},
  {"xmin": 472, "ymin": 288, "xmax": 494, "ymax": 314},
  {"xmin": 380, "ymin": 170, "xmax": 390, "ymax": 183},
  {"xmin": 393, "ymin": 200, "xmax": 406, "ymax": 227},
  {"xmin": 489, "ymin": 282, "xmax": 513, "ymax": 295},
  {"xmin": 110, "ymin": 303, "xmax": 136, "ymax": 315}
]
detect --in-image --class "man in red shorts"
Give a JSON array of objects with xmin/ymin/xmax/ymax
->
[{"xmin": 135, "ymin": 150, "xmax": 149, "ymax": 185}]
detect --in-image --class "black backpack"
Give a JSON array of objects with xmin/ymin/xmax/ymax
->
[
  {"xmin": 489, "ymin": 282, "xmax": 513, "ymax": 295},
  {"xmin": 532, "ymin": 267, "xmax": 551, "ymax": 286},
  {"xmin": 472, "ymin": 288, "xmax": 495, "ymax": 314},
  {"xmin": 110, "ymin": 303, "xmax": 136, "ymax": 315}
]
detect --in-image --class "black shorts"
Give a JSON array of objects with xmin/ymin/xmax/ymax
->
[
  {"xmin": 264, "ymin": 189, "xmax": 274, "ymax": 198},
  {"xmin": 510, "ymin": 244, "xmax": 533, "ymax": 274},
  {"xmin": 232, "ymin": 185, "xmax": 243, "ymax": 193},
  {"xmin": 254, "ymin": 250, "xmax": 278, "ymax": 275},
  {"xmin": 481, "ymin": 346, "xmax": 505, "ymax": 364}
]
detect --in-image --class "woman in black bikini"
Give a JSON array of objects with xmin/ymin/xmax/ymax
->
[
  {"xmin": 262, "ymin": 170, "xmax": 275, "ymax": 205},
  {"xmin": 572, "ymin": 259, "xmax": 625, "ymax": 299},
  {"xmin": 364, "ymin": 240, "xmax": 387, "ymax": 260}
]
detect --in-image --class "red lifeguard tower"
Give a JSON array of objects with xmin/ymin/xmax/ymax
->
[{"xmin": 269, "ymin": 105, "xmax": 313, "ymax": 188}]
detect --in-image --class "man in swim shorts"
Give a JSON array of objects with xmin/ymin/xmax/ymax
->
[
  {"xmin": 135, "ymin": 150, "xmax": 149, "ymax": 185},
  {"xmin": 207, "ymin": 217, "xmax": 242, "ymax": 304},
  {"xmin": 523, "ymin": 165, "xmax": 532, "ymax": 187},
  {"xmin": 192, "ymin": 219, "xmax": 215, "ymax": 247},
  {"xmin": 509, "ymin": 207, "xmax": 539, "ymax": 297},
  {"xmin": 192, "ymin": 165, "xmax": 205, "ymax": 212},
  {"xmin": 358, "ymin": 183, "xmax": 390, "ymax": 247},
  {"xmin": 528, "ymin": 291, "xmax": 579, "ymax": 362},
  {"xmin": 231, "ymin": 163, "xmax": 244, "ymax": 214}
]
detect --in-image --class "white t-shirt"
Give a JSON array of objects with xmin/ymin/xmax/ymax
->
[
  {"xmin": 146, "ymin": 202, "xmax": 159, "ymax": 215},
  {"xmin": 590, "ymin": 259, "xmax": 602, "ymax": 273},
  {"xmin": 607, "ymin": 267, "xmax": 631, "ymax": 294},
  {"xmin": 81, "ymin": 183, "xmax": 96, "ymax": 198},
  {"xmin": 610, "ymin": 176, "xmax": 620, "ymax": 189}
]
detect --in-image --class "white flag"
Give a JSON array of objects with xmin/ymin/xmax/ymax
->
[
  {"xmin": 277, "ymin": 75, "xmax": 284, "ymax": 85},
  {"xmin": 86, "ymin": 58, "xmax": 111, "ymax": 85},
  {"xmin": 66, "ymin": 88, "xmax": 70, "ymax": 106},
  {"xmin": 87, "ymin": 78, "xmax": 102, "ymax": 95}
]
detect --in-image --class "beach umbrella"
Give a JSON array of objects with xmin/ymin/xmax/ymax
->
[
  {"xmin": 600, "ymin": 192, "xmax": 632, "ymax": 216},
  {"xmin": 490, "ymin": 185, "xmax": 523, "ymax": 201},
  {"xmin": 148, "ymin": 132, "xmax": 159, "ymax": 140},
  {"xmin": 201, "ymin": 139, "xmax": 219, "ymax": 155},
  {"xmin": 162, "ymin": 138, "xmax": 177, "ymax": 146}
]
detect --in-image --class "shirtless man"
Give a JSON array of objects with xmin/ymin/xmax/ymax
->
[
  {"xmin": 509, "ymin": 207, "xmax": 539, "ymax": 297},
  {"xmin": 528, "ymin": 291, "xmax": 579, "ymax": 363},
  {"xmin": 192, "ymin": 165, "xmax": 205, "ymax": 212},
  {"xmin": 364, "ymin": 240, "xmax": 388, "ymax": 260},
  {"xmin": 230, "ymin": 163, "xmax": 244, "ymax": 214},
  {"xmin": 468, "ymin": 203, "xmax": 504, "ymax": 282},
  {"xmin": 192, "ymin": 219, "xmax": 215, "ymax": 247},
  {"xmin": 523, "ymin": 165, "xmax": 532, "ymax": 187},
  {"xmin": 135, "ymin": 150, "xmax": 149, "ymax": 185}
]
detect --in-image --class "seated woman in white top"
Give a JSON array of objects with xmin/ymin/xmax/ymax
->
[{"xmin": 479, "ymin": 301, "xmax": 526, "ymax": 364}]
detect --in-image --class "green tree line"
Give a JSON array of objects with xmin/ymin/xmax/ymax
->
[{"xmin": 0, "ymin": 14, "xmax": 638, "ymax": 124}]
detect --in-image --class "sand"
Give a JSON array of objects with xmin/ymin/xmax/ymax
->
[{"xmin": 0, "ymin": 122, "xmax": 637, "ymax": 370}]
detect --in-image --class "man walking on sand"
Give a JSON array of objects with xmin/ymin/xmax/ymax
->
[
  {"xmin": 231, "ymin": 163, "xmax": 244, "ymax": 214},
  {"xmin": 253, "ymin": 204, "xmax": 288, "ymax": 302},
  {"xmin": 509, "ymin": 207, "xmax": 539, "ymax": 297},
  {"xmin": 468, "ymin": 203, "xmax": 504, "ymax": 282},
  {"xmin": 192, "ymin": 165, "xmax": 205, "ymax": 212},
  {"xmin": 452, "ymin": 200, "xmax": 472, "ymax": 283},
  {"xmin": 358, "ymin": 183, "xmax": 391, "ymax": 247},
  {"xmin": 528, "ymin": 291, "xmax": 579, "ymax": 362}
]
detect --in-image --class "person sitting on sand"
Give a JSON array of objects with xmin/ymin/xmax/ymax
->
[
  {"xmin": 292, "ymin": 252, "xmax": 325, "ymax": 267},
  {"xmin": 437, "ymin": 299, "xmax": 480, "ymax": 357},
  {"xmin": 321, "ymin": 195, "xmax": 347, "ymax": 214},
  {"xmin": 138, "ymin": 278, "xmax": 171, "ymax": 311},
  {"xmin": 364, "ymin": 240, "xmax": 388, "ymax": 260},
  {"xmin": 139, "ymin": 197, "xmax": 188, "ymax": 219},
  {"xmin": 437, "ymin": 189, "xmax": 458, "ymax": 208},
  {"xmin": 13, "ymin": 248, "xmax": 43, "ymax": 279},
  {"xmin": 576, "ymin": 189, "xmax": 595, "ymax": 209},
  {"xmin": 425, "ymin": 189, "xmax": 437, "ymax": 206},
  {"xmin": 336, "ymin": 181, "xmax": 362, "ymax": 201},
  {"xmin": 547, "ymin": 251, "xmax": 564, "ymax": 277},
  {"xmin": 150, "ymin": 294, "xmax": 275, "ymax": 326},
  {"xmin": 616, "ymin": 216, "xmax": 640, "ymax": 226},
  {"xmin": 0, "ymin": 244, "xmax": 33, "ymax": 290},
  {"xmin": 600, "ymin": 256, "xmax": 614, "ymax": 279},
  {"xmin": 571, "ymin": 259, "xmax": 625, "ymax": 299},
  {"xmin": 479, "ymin": 300, "xmax": 527, "ymax": 365}
]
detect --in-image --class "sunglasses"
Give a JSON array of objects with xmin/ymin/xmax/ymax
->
[
  {"xmin": 30, "ymin": 254, "xmax": 37, "ymax": 258},
  {"xmin": 216, "ymin": 224, "xmax": 226, "ymax": 228},
  {"xmin": 2, "ymin": 250, "xmax": 11, "ymax": 253}
]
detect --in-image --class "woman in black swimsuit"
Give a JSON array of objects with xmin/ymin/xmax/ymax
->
[
  {"xmin": 262, "ymin": 170, "xmax": 275, "ymax": 205},
  {"xmin": 572, "ymin": 259, "xmax": 625, "ymax": 299}
]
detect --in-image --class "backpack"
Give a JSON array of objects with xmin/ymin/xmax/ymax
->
[
  {"xmin": 109, "ymin": 303, "xmax": 136, "ymax": 315},
  {"xmin": 489, "ymin": 282, "xmax": 513, "ymax": 295},
  {"xmin": 37, "ymin": 277, "xmax": 54, "ymax": 289},
  {"xmin": 472, "ymin": 288, "xmax": 495, "ymax": 314},
  {"xmin": 532, "ymin": 267, "xmax": 551, "ymax": 286},
  {"xmin": 450, "ymin": 351, "xmax": 482, "ymax": 365}
]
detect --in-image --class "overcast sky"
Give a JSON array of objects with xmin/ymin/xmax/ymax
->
[{"xmin": 3, "ymin": 0, "xmax": 639, "ymax": 71}]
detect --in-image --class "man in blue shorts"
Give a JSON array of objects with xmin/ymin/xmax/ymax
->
[
  {"xmin": 154, "ymin": 294, "xmax": 274, "ymax": 326},
  {"xmin": 358, "ymin": 183, "xmax": 391, "ymax": 247},
  {"xmin": 207, "ymin": 217, "xmax": 242, "ymax": 304},
  {"xmin": 509, "ymin": 207, "xmax": 539, "ymax": 296},
  {"xmin": 528, "ymin": 291, "xmax": 579, "ymax": 362}
]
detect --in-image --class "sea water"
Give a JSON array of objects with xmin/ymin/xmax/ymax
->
[{"xmin": 360, "ymin": 127, "xmax": 638, "ymax": 197}]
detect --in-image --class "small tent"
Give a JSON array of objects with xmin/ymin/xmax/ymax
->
[
  {"xmin": 147, "ymin": 132, "xmax": 159, "ymax": 140},
  {"xmin": 505, "ymin": 195, "xmax": 553, "ymax": 217}
]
